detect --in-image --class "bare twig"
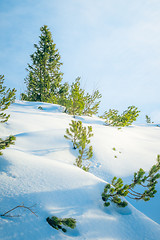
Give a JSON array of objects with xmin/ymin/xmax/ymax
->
[{"xmin": 0, "ymin": 204, "xmax": 38, "ymax": 217}]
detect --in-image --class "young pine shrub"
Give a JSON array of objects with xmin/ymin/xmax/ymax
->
[
  {"xmin": 102, "ymin": 155, "xmax": 160, "ymax": 207},
  {"xmin": 0, "ymin": 135, "xmax": 16, "ymax": 156},
  {"xmin": 0, "ymin": 74, "xmax": 16, "ymax": 155},
  {"xmin": 64, "ymin": 120, "xmax": 83, "ymax": 149},
  {"xmin": 66, "ymin": 77, "xmax": 85, "ymax": 117},
  {"xmin": 46, "ymin": 216, "xmax": 76, "ymax": 233},
  {"xmin": 38, "ymin": 106, "xmax": 43, "ymax": 110},
  {"xmin": 82, "ymin": 90, "xmax": 102, "ymax": 116},
  {"xmin": 0, "ymin": 75, "xmax": 16, "ymax": 123},
  {"xmin": 64, "ymin": 120, "xmax": 93, "ymax": 171},
  {"xmin": 65, "ymin": 77, "xmax": 102, "ymax": 117},
  {"xmin": 102, "ymin": 106, "xmax": 140, "ymax": 127},
  {"xmin": 145, "ymin": 115, "xmax": 151, "ymax": 124},
  {"xmin": 75, "ymin": 126, "xmax": 93, "ymax": 171}
]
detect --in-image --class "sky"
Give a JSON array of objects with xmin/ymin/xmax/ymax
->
[{"xmin": 0, "ymin": 0, "xmax": 160, "ymax": 122}]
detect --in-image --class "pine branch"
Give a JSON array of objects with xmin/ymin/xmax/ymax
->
[{"xmin": 102, "ymin": 155, "xmax": 160, "ymax": 207}]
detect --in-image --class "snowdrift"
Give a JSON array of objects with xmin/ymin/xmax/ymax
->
[{"xmin": 0, "ymin": 101, "xmax": 160, "ymax": 240}]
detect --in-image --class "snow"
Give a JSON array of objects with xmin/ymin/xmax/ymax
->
[{"xmin": 0, "ymin": 100, "xmax": 160, "ymax": 239}]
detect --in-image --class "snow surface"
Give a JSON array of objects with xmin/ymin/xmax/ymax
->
[{"xmin": 0, "ymin": 100, "xmax": 160, "ymax": 240}]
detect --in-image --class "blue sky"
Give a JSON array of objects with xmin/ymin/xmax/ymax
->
[{"xmin": 0, "ymin": 0, "xmax": 160, "ymax": 122}]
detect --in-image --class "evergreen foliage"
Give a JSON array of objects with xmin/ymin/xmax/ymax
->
[
  {"xmin": 46, "ymin": 216, "xmax": 76, "ymax": 232},
  {"xmin": 56, "ymin": 82, "xmax": 69, "ymax": 107},
  {"xmin": 75, "ymin": 126, "xmax": 93, "ymax": 170},
  {"xmin": 0, "ymin": 75, "xmax": 16, "ymax": 123},
  {"xmin": 83, "ymin": 90, "xmax": 102, "ymax": 116},
  {"xmin": 66, "ymin": 77, "xmax": 101, "ymax": 117},
  {"xmin": 0, "ymin": 135, "xmax": 16, "ymax": 156},
  {"xmin": 22, "ymin": 28, "xmax": 101, "ymax": 115},
  {"xmin": 64, "ymin": 120, "xmax": 83, "ymax": 149},
  {"xmin": 21, "ymin": 25, "xmax": 65, "ymax": 103},
  {"xmin": 0, "ymin": 75, "xmax": 16, "ymax": 155},
  {"xmin": 38, "ymin": 106, "xmax": 43, "ymax": 110},
  {"xmin": 145, "ymin": 115, "xmax": 151, "ymax": 124},
  {"xmin": 66, "ymin": 77, "xmax": 85, "ymax": 117},
  {"xmin": 102, "ymin": 106, "xmax": 140, "ymax": 127},
  {"xmin": 102, "ymin": 155, "xmax": 160, "ymax": 207},
  {"xmin": 64, "ymin": 120, "xmax": 93, "ymax": 170}
]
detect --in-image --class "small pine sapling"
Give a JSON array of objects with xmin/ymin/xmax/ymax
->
[
  {"xmin": 102, "ymin": 155, "xmax": 160, "ymax": 207},
  {"xmin": 65, "ymin": 77, "xmax": 102, "ymax": 117},
  {"xmin": 0, "ymin": 75, "xmax": 16, "ymax": 123},
  {"xmin": 0, "ymin": 75, "xmax": 16, "ymax": 155},
  {"xmin": 122, "ymin": 106, "xmax": 140, "ymax": 126},
  {"xmin": 38, "ymin": 106, "xmax": 43, "ymax": 110},
  {"xmin": 64, "ymin": 120, "xmax": 94, "ymax": 171},
  {"xmin": 75, "ymin": 126, "xmax": 93, "ymax": 170},
  {"xmin": 101, "ymin": 109, "xmax": 119, "ymax": 126},
  {"xmin": 64, "ymin": 120, "xmax": 83, "ymax": 149},
  {"xmin": 0, "ymin": 135, "xmax": 16, "ymax": 155},
  {"xmin": 83, "ymin": 90, "xmax": 102, "ymax": 116},
  {"xmin": 145, "ymin": 115, "xmax": 151, "ymax": 124},
  {"xmin": 102, "ymin": 177, "xmax": 128, "ymax": 207},
  {"xmin": 102, "ymin": 106, "xmax": 140, "ymax": 127},
  {"xmin": 66, "ymin": 77, "xmax": 85, "ymax": 117},
  {"xmin": 46, "ymin": 216, "xmax": 76, "ymax": 232}
]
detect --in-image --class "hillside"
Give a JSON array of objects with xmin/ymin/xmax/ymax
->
[{"xmin": 0, "ymin": 101, "xmax": 160, "ymax": 240}]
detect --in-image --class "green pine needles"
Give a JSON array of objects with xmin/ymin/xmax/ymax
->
[
  {"xmin": 102, "ymin": 106, "xmax": 140, "ymax": 127},
  {"xmin": 0, "ymin": 75, "xmax": 16, "ymax": 155},
  {"xmin": 64, "ymin": 120, "xmax": 83, "ymax": 149},
  {"xmin": 65, "ymin": 77, "xmax": 102, "ymax": 117},
  {"xmin": 64, "ymin": 120, "xmax": 93, "ymax": 171},
  {"xmin": 66, "ymin": 77, "xmax": 85, "ymax": 117},
  {"xmin": 0, "ymin": 135, "xmax": 16, "ymax": 156},
  {"xmin": 102, "ymin": 155, "xmax": 160, "ymax": 207},
  {"xmin": 75, "ymin": 126, "xmax": 93, "ymax": 171},
  {"xmin": 145, "ymin": 115, "xmax": 151, "ymax": 124},
  {"xmin": 21, "ymin": 26, "xmax": 101, "ymax": 117},
  {"xmin": 46, "ymin": 216, "xmax": 76, "ymax": 233},
  {"xmin": 21, "ymin": 25, "xmax": 66, "ymax": 103},
  {"xmin": 0, "ymin": 75, "xmax": 16, "ymax": 123}
]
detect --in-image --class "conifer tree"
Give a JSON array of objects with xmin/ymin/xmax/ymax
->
[
  {"xmin": 102, "ymin": 106, "xmax": 140, "ymax": 127},
  {"xmin": 0, "ymin": 136, "xmax": 16, "ymax": 156},
  {"xmin": 56, "ymin": 82, "xmax": 69, "ymax": 107},
  {"xmin": 102, "ymin": 155, "xmax": 160, "ymax": 207},
  {"xmin": 145, "ymin": 115, "xmax": 151, "ymax": 124},
  {"xmin": 0, "ymin": 75, "xmax": 16, "ymax": 155},
  {"xmin": 0, "ymin": 75, "xmax": 16, "ymax": 123},
  {"xmin": 83, "ymin": 90, "xmax": 102, "ymax": 116},
  {"xmin": 66, "ymin": 77, "xmax": 102, "ymax": 117},
  {"xmin": 66, "ymin": 77, "xmax": 85, "ymax": 117},
  {"xmin": 21, "ymin": 25, "xmax": 64, "ymax": 103},
  {"xmin": 64, "ymin": 120, "xmax": 83, "ymax": 149},
  {"xmin": 64, "ymin": 120, "xmax": 93, "ymax": 171},
  {"xmin": 75, "ymin": 126, "xmax": 93, "ymax": 171}
]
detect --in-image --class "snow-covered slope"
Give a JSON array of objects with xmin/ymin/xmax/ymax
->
[{"xmin": 0, "ymin": 101, "xmax": 160, "ymax": 240}]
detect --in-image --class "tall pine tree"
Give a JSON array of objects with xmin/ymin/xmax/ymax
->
[
  {"xmin": 0, "ymin": 75, "xmax": 16, "ymax": 155},
  {"xmin": 21, "ymin": 25, "xmax": 64, "ymax": 103}
]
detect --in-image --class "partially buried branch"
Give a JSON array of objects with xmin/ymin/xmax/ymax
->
[
  {"xmin": 102, "ymin": 155, "xmax": 160, "ymax": 207},
  {"xmin": 0, "ymin": 204, "xmax": 37, "ymax": 217}
]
